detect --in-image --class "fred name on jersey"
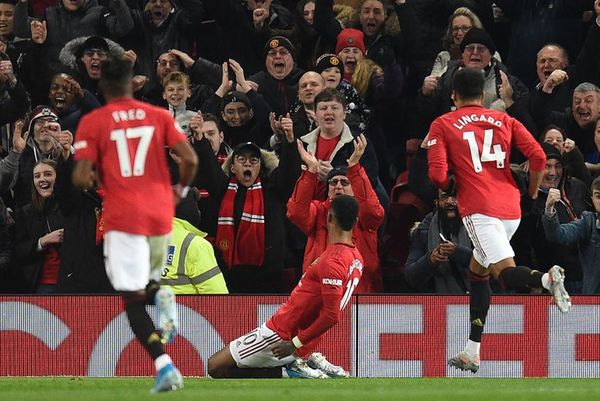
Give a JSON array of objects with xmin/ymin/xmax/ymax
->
[
  {"xmin": 112, "ymin": 108, "xmax": 147, "ymax": 123},
  {"xmin": 452, "ymin": 113, "xmax": 503, "ymax": 130}
]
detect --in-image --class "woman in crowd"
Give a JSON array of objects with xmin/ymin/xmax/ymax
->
[
  {"xmin": 14, "ymin": 159, "xmax": 64, "ymax": 293},
  {"xmin": 429, "ymin": 7, "xmax": 493, "ymax": 77}
]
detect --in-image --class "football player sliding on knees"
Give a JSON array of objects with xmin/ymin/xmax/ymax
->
[{"xmin": 207, "ymin": 195, "xmax": 363, "ymax": 379}]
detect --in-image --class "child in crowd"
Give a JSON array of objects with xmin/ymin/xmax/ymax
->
[{"xmin": 163, "ymin": 71, "xmax": 196, "ymax": 137}]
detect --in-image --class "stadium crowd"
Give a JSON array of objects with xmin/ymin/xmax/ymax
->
[{"xmin": 0, "ymin": 0, "xmax": 599, "ymax": 296}]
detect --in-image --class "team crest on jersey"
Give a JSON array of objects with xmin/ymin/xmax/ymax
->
[
  {"xmin": 427, "ymin": 138, "xmax": 437, "ymax": 147},
  {"xmin": 348, "ymin": 259, "xmax": 363, "ymax": 275},
  {"xmin": 218, "ymin": 239, "xmax": 230, "ymax": 250},
  {"xmin": 165, "ymin": 245, "xmax": 175, "ymax": 266}
]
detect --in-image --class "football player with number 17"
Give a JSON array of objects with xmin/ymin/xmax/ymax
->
[{"xmin": 427, "ymin": 68, "xmax": 571, "ymax": 374}]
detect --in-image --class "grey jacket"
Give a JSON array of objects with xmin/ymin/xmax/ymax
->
[
  {"xmin": 404, "ymin": 211, "xmax": 473, "ymax": 294},
  {"xmin": 543, "ymin": 210, "xmax": 600, "ymax": 294}
]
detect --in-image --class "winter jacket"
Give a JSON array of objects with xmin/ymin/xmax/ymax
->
[
  {"xmin": 124, "ymin": 0, "xmax": 204, "ymax": 84},
  {"xmin": 13, "ymin": 197, "xmax": 64, "ymax": 292},
  {"xmin": 300, "ymin": 123, "xmax": 379, "ymax": 188},
  {"xmin": 404, "ymin": 211, "xmax": 473, "ymax": 294},
  {"xmin": 543, "ymin": 210, "xmax": 600, "ymax": 294},
  {"xmin": 249, "ymin": 67, "xmax": 305, "ymax": 117},
  {"xmin": 59, "ymin": 36, "xmax": 125, "ymax": 103},
  {"xmin": 0, "ymin": 79, "xmax": 30, "ymax": 125},
  {"xmin": 192, "ymin": 137, "xmax": 301, "ymax": 293},
  {"xmin": 54, "ymin": 156, "xmax": 113, "ymax": 294},
  {"xmin": 13, "ymin": 0, "xmax": 133, "ymax": 65},
  {"xmin": 417, "ymin": 59, "xmax": 536, "ymax": 138},
  {"xmin": 287, "ymin": 164, "xmax": 384, "ymax": 293}
]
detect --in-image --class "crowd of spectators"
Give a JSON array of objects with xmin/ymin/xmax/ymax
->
[{"xmin": 0, "ymin": 0, "xmax": 599, "ymax": 295}]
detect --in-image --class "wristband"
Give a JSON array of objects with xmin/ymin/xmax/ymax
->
[
  {"xmin": 173, "ymin": 183, "xmax": 190, "ymax": 198},
  {"xmin": 291, "ymin": 336, "xmax": 303, "ymax": 349}
]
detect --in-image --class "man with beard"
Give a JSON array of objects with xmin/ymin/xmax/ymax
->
[
  {"xmin": 404, "ymin": 189, "xmax": 473, "ymax": 294},
  {"xmin": 192, "ymin": 118, "xmax": 301, "ymax": 293},
  {"xmin": 288, "ymin": 134, "xmax": 384, "ymax": 293},
  {"xmin": 248, "ymin": 36, "xmax": 304, "ymax": 117}
]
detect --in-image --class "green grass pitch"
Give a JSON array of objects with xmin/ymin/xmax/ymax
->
[{"xmin": 1, "ymin": 378, "xmax": 600, "ymax": 401}]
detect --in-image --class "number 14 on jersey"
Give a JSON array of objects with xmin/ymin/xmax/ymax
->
[{"xmin": 463, "ymin": 129, "xmax": 506, "ymax": 172}]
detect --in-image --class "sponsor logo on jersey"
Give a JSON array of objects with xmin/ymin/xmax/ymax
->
[{"xmin": 322, "ymin": 278, "xmax": 343, "ymax": 286}]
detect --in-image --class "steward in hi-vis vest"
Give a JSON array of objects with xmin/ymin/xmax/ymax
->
[{"xmin": 162, "ymin": 218, "xmax": 228, "ymax": 294}]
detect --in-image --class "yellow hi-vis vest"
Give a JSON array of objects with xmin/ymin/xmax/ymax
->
[{"xmin": 161, "ymin": 218, "xmax": 229, "ymax": 294}]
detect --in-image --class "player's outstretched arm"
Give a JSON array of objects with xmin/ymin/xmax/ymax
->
[{"xmin": 72, "ymin": 160, "xmax": 95, "ymax": 190}]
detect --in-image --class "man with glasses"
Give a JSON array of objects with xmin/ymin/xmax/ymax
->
[
  {"xmin": 248, "ymin": 36, "xmax": 304, "ymax": 117},
  {"xmin": 191, "ymin": 120, "xmax": 302, "ymax": 293},
  {"xmin": 418, "ymin": 28, "xmax": 535, "ymax": 140},
  {"xmin": 289, "ymin": 133, "xmax": 384, "ymax": 293}
]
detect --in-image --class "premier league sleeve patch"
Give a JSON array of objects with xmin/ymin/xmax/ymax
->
[{"xmin": 165, "ymin": 245, "xmax": 176, "ymax": 266}]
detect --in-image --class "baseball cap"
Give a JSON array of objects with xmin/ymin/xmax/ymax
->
[
  {"xmin": 77, "ymin": 36, "xmax": 109, "ymax": 57},
  {"xmin": 232, "ymin": 142, "xmax": 262, "ymax": 159},
  {"xmin": 222, "ymin": 91, "xmax": 251, "ymax": 111},
  {"xmin": 326, "ymin": 166, "xmax": 348, "ymax": 182}
]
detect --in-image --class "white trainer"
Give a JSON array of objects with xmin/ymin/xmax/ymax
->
[
  {"xmin": 307, "ymin": 353, "xmax": 349, "ymax": 378},
  {"xmin": 155, "ymin": 287, "xmax": 178, "ymax": 344},
  {"xmin": 284, "ymin": 358, "xmax": 328, "ymax": 379},
  {"xmin": 548, "ymin": 265, "xmax": 571, "ymax": 313}
]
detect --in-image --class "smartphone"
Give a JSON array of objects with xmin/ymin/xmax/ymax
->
[
  {"xmin": 493, "ymin": 64, "xmax": 502, "ymax": 98},
  {"xmin": 439, "ymin": 233, "xmax": 449, "ymax": 243}
]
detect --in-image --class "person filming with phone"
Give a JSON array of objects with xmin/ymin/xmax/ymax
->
[{"xmin": 404, "ymin": 188, "xmax": 474, "ymax": 294}]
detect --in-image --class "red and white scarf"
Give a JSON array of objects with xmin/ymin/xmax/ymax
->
[{"xmin": 216, "ymin": 178, "xmax": 265, "ymax": 268}]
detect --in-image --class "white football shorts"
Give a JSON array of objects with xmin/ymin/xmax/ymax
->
[
  {"xmin": 104, "ymin": 230, "xmax": 171, "ymax": 291},
  {"xmin": 229, "ymin": 323, "xmax": 296, "ymax": 368},
  {"xmin": 462, "ymin": 213, "xmax": 520, "ymax": 268}
]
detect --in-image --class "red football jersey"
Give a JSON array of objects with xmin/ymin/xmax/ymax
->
[
  {"xmin": 428, "ymin": 105, "xmax": 546, "ymax": 220},
  {"xmin": 74, "ymin": 98, "xmax": 187, "ymax": 235},
  {"xmin": 266, "ymin": 243, "xmax": 363, "ymax": 354}
]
